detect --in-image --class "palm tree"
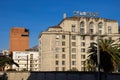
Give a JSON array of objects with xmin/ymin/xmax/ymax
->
[
  {"xmin": 87, "ymin": 38, "xmax": 120, "ymax": 72},
  {"xmin": 68, "ymin": 67, "xmax": 78, "ymax": 71},
  {"xmin": 0, "ymin": 56, "xmax": 19, "ymax": 71},
  {"xmin": 86, "ymin": 59, "xmax": 96, "ymax": 71}
]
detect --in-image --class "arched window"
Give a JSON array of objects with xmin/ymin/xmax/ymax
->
[
  {"xmin": 80, "ymin": 21, "xmax": 85, "ymax": 34},
  {"xmin": 98, "ymin": 22, "xmax": 103, "ymax": 34},
  {"xmin": 98, "ymin": 22, "xmax": 103, "ymax": 28},
  {"xmin": 71, "ymin": 25, "xmax": 75, "ymax": 32},
  {"xmin": 80, "ymin": 21, "xmax": 84, "ymax": 28},
  {"xmin": 89, "ymin": 22, "xmax": 94, "ymax": 34}
]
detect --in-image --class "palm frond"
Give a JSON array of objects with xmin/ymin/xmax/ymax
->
[{"xmin": 87, "ymin": 38, "xmax": 120, "ymax": 72}]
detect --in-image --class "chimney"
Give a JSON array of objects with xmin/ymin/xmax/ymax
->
[{"xmin": 63, "ymin": 13, "xmax": 66, "ymax": 19}]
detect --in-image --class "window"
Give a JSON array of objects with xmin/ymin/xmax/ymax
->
[
  {"xmin": 72, "ymin": 35, "xmax": 76, "ymax": 40},
  {"xmin": 56, "ymin": 67, "xmax": 59, "ymax": 71},
  {"xmin": 30, "ymin": 54, "xmax": 33, "ymax": 57},
  {"xmin": 72, "ymin": 61, "xmax": 76, "ymax": 65},
  {"xmin": 62, "ymin": 41, "xmax": 65, "ymax": 46},
  {"xmin": 89, "ymin": 22, "xmax": 94, "ymax": 28},
  {"xmin": 62, "ymin": 35, "xmax": 65, "ymax": 39},
  {"xmin": 62, "ymin": 61, "xmax": 65, "ymax": 65},
  {"xmin": 81, "ymin": 67, "xmax": 85, "ymax": 71},
  {"xmin": 62, "ymin": 54, "xmax": 66, "ymax": 59},
  {"xmin": 81, "ymin": 48, "xmax": 85, "ymax": 53},
  {"xmin": 99, "ymin": 30, "xmax": 102, "ymax": 35},
  {"xmin": 72, "ymin": 25, "xmax": 75, "ymax": 32},
  {"xmin": 90, "ymin": 36, "xmax": 94, "ymax": 40},
  {"xmin": 55, "ymin": 61, "xmax": 59, "ymax": 65},
  {"xmin": 62, "ymin": 48, "xmax": 65, "ymax": 52},
  {"xmin": 80, "ymin": 28, "xmax": 85, "ymax": 34},
  {"xmin": 72, "ymin": 48, "xmax": 76, "ymax": 53},
  {"xmin": 80, "ymin": 21, "xmax": 85, "ymax": 34},
  {"xmin": 30, "ymin": 60, "xmax": 33, "ymax": 63},
  {"xmin": 62, "ymin": 67, "xmax": 65, "ymax": 71},
  {"xmin": 81, "ymin": 55, "xmax": 85, "ymax": 59},
  {"xmin": 108, "ymin": 37, "xmax": 112, "ymax": 40},
  {"xmin": 81, "ymin": 61, "xmax": 86, "ymax": 66},
  {"xmin": 56, "ymin": 41, "xmax": 59, "ymax": 46},
  {"xmin": 108, "ymin": 26, "xmax": 112, "ymax": 34},
  {"xmin": 55, "ymin": 48, "xmax": 59, "ymax": 52},
  {"xmin": 21, "ymin": 34, "xmax": 29, "ymax": 37},
  {"xmin": 80, "ymin": 21, "xmax": 84, "ymax": 28},
  {"xmin": 72, "ymin": 54, "xmax": 76, "ymax": 59},
  {"xmin": 98, "ymin": 22, "xmax": 103, "ymax": 28},
  {"xmin": 81, "ymin": 42, "xmax": 85, "ymax": 46},
  {"xmin": 55, "ymin": 54, "xmax": 59, "ymax": 59},
  {"xmin": 56, "ymin": 35, "xmax": 60, "ymax": 39},
  {"xmin": 90, "ymin": 29, "xmax": 94, "ymax": 34},
  {"xmin": 98, "ymin": 22, "xmax": 103, "ymax": 34},
  {"xmin": 81, "ymin": 36, "xmax": 85, "ymax": 40},
  {"xmin": 35, "ymin": 68, "xmax": 38, "ymax": 71},
  {"xmin": 35, "ymin": 64, "xmax": 38, "ymax": 67},
  {"xmin": 35, "ymin": 60, "xmax": 37, "ymax": 62},
  {"xmin": 30, "ymin": 64, "xmax": 33, "ymax": 67},
  {"xmin": 72, "ymin": 42, "xmax": 76, "ymax": 46},
  {"xmin": 89, "ymin": 22, "xmax": 94, "ymax": 34}
]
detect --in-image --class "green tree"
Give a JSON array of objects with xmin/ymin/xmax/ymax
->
[
  {"xmin": 68, "ymin": 67, "xmax": 78, "ymax": 71},
  {"xmin": 87, "ymin": 38, "xmax": 120, "ymax": 72},
  {"xmin": 86, "ymin": 59, "xmax": 96, "ymax": 71},
  {"xmin": 0, "ymin": 56, "xmax": 19, "ymax": 71}
]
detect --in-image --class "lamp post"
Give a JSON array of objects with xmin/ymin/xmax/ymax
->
[{"xmin": 97, "ymin": 32, "xmax": 100, "ymax": 80}]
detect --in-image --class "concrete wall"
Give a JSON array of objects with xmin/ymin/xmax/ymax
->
[{"xmin": 0, "ymin": 71, "xmax": 120, "ymax": 80}]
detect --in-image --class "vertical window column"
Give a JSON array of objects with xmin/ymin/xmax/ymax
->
[
  {"xmin": 72, "ymin": 25, "xmax": 75, "ymax": 32},
  {"xmin": 80, "ymin": 21, "xmax": 85, "ymax": 34}
]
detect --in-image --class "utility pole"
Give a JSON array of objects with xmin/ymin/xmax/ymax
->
[{"xmin": 27, "ymin": 55, "xmax": 28, "ymax": 71}]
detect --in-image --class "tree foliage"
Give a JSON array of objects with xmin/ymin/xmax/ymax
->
[
  {"xmin": 87, "ymin": 38, "xmax": 120, "ymax": 72},
  {"xmin": 68, "ymin": 67, "xmax": 78, "ymax": 71},
  {"xmin": 0, "ymin": 56, "xmax": 19, "ymax": 71}
]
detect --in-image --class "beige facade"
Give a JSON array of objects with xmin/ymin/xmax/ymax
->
[{"xmin": 39, "ymin": 16, "xmax": 120, "ymax": 71}]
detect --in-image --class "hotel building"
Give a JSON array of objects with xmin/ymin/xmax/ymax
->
[{"xmin": 39, "ymin": 13, "xmax": 120, "ymax": 71}]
